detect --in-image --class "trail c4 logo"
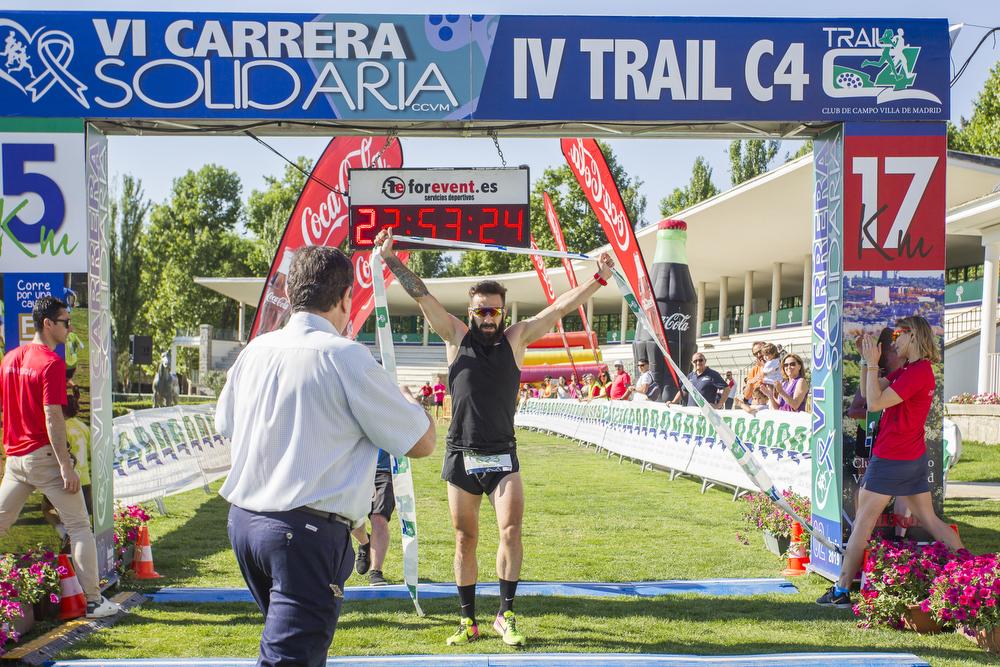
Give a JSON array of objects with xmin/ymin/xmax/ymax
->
[{"xmin": 822, "ymin": 27, "xmax": 941, "ymax": 105}]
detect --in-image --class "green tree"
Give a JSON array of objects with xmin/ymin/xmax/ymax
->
[
  {"xmin": 729, "ymin": 139, "xmax": 779, "ymax": 186},
  {"xmin": 245, "ymin": 157, "xmax": 311, "ymax": 275},
  {"xmin": 447, "ymin": 140, "xmax": 646, "ymax": 276},
  {"xmin": 404, "ymin": 250, "xmax": 452, "ymax": 277},
  {"xmin": 141, "ymin": 165, "xmax": 250, "ymax": 358},
  {"xmin": 784, "ymin": 139, "xmax": 814, "ymax": 163},
  {"xmin": 949, "ymin": 61, "xmax": 1000, "ymax": 157},
  {"xmin": 658, "ymin": 156, "xmax": 720, "ymax": 218},
  {"xmin": 108, "ymin": 175, "xmax": 149, "ymax": 358}
]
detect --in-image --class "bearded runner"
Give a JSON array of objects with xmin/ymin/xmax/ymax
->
[
  {"xmin": 370, "ymin": 252, "xmax": 424, "ymax": 617},
  {"xmin": 374, "ymin": 227, "xmax": 615, "ymax": 648}
]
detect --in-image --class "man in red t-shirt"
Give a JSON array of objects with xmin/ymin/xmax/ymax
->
[
  {"xmin": 0, "ymin": 296, "xmax": 119, "ymax": 619},
  {"xmin": 609, "ymin": 361, "xmax": 632, "ymax": 400}
]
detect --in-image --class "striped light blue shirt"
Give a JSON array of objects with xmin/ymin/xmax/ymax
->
[{"xmin": 217, "ymin": 312, "xmax": 428, "ymax": 522}]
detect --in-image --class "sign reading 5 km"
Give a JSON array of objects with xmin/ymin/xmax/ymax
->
[{"xmin": 0, "ymin": 125, "xmax": 86, "ymax": 272}]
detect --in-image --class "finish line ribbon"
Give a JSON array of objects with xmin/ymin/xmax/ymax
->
[
  {"xmin": 386, "ymin": 234, "xmax": 842, "ymax": 554},
  {"xmin": 369, "ymin": 252, "xmax": 424, "ymax": 616}
]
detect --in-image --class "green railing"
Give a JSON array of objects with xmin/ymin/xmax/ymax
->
[
  {"xmin": 946, "ymin": 278, "xmax": 986, "ymax": 305},
  {"xmin": 605, "ymin": 329, "xmax": 636, "ymax": 344},
  {"xmin": 747, "ymin": 307, "xmax": 803, "ymax": 331}
]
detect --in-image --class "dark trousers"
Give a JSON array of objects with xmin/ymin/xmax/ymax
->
[{"xmin": 228, "ymin": 505, "xmax": 354, "ymax": 667}]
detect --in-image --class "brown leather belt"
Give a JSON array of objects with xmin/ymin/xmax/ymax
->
[{"xmin": 294, "ymin": 506, "xmax": 353, "ymax": 528}]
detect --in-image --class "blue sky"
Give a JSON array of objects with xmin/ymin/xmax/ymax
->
[{"xmin": 11, "ymin": 1, "xmax": 998, "ymax": 221}]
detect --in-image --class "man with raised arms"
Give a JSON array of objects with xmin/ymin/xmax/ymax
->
[{"xmin": 375, "ymin": 228, "xmax": 615, "ymax": 647}]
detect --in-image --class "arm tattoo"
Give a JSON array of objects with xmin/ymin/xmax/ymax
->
[{"xmin": 386, "ymin": 255, "xmax": 429, "ymax": 299}]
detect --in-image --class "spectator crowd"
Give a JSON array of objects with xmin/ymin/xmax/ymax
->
[{"xmin": 519, "ymin": 339, "xmax": 809, "ymax": 413}]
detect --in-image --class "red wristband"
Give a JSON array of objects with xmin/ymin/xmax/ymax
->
[{"xmin": 593, "ymin": 272, "xmax": 608, "ymax": 286}]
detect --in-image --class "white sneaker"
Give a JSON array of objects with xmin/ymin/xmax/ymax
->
[{"xmin": 86, "ymin": 596, "xmax": 121, "ymax": 619}]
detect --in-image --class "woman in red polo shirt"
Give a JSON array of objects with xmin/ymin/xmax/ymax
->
[{"xmin": 817, "ymin": 316, "xmax": 965, "ymax": 608}]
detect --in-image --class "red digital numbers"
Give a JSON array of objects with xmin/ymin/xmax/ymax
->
[
  {"xmin": 480, "ymin": 207, "xmax": 499, "ymax": 244},
  {"xmin": 503, "ymin": 208, "xmax": 524, "ymax": 243},
  {"xmin": 417, "ymin": 207, "xmax": 436, "ymax": 236},
  {"xmin": 444, "ymin": 207, "xmax": 462, "ymax": 240},
  {"xmin": 351, "ymin": 204, "xmax": 528, "ymax": 248},
  {"xmin": 354, "ymin": 207, "xmax": 376, "ymax": 246}
]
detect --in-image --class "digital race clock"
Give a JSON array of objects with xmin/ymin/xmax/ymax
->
[{"xmin": 348, "ymin": 167, "xmax": 530, "ymax": 249}]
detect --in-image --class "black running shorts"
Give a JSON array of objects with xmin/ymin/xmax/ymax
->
[
  {"xmin": 441, "ymin": 448, "xmax": 519, "ymax": 496},
  {"xmin": 370, "ymin": 469, "xmax": 395, "ymax": 519}
]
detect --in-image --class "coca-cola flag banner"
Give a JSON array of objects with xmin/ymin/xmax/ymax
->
[
  {"xmin": 347, "ymin": 249, "xmax": 409, "ymax": 339},
  {"xmin": 528, "ymin": 236, "xmax": 579, "ymax": 380},
  {"xmin": 249, "ymin": 136, "xmax": 403, "ymax": 339},
  {"xmin": 560, "ymin": 138, "xmax": 677, "ymax": 385},
  {"xmin": 542, "ymin": 192, "xmax": 600, "ymax": 362}
]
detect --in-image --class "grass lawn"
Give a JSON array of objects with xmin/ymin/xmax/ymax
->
[
  {"xmin": 17, "ymin": 429, "xmax": 1000, "ymax": 665},
  {"xmin": 949, "ymin": 440, "xmax": 1000, "ymax": 483}
]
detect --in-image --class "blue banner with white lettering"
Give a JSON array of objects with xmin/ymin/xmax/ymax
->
[{"xmin": 0, "ymin": 13, "xmax": 948, "ymax": 122}]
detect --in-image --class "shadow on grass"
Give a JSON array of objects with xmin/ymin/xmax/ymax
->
[
  {"xmin": 135, "ymin": 493, "xmax": 233, "ymax": 588},
  {"xmin": 946, "ymin": 498, "xmax": 1000, "ymax": 553}
]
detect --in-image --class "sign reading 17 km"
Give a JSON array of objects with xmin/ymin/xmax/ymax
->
[{"xmin": 0, "ymin": 128, "xmax": 87, "ymax": 273}]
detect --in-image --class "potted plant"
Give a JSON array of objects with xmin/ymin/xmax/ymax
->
[
  {"xmin": 927, "ymin": 549, "xmax": 1000, "ymax": 650},
  {"xmin": 113, "ymin": 502, "xmax": 152, "ymax": 575},
  {"xmin": 853, "ymin": 539, "xmax": 953, "ymax": 632},
  {"xmin": 739, "ymin": 490, "xmax": 811, "ymax": 557},
  {"xmin": 0, "ymin": 548, "xmax": 61, "ymax": 654}
]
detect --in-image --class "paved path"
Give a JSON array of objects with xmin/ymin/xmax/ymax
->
[{"xmin": 947, "ymin": 481, "xmax": 1000, "ymax": 500}]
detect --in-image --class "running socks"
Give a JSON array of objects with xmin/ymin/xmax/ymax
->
[
  {"xmin": 834, "ymin": 585, "xmax": 850, "ymax": 596},
  {"xmin": 458, "ymin": 584, "xmax": 477, "ymax": 624},
  {"xmin": 499, "ymin": 578, "xmax": 519, "ymax": 614}
]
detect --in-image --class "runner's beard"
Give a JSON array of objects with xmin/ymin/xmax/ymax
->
[{"xmin": 471, "ymin": 318, "xmax": 505, "ymax": 346}]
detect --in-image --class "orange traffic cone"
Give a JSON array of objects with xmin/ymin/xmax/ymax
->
[
  {"xmin": 57, "ymin": 554, "xmax": 87, "ymax": 620},
  {"xmin": 782, "ymin": 521, "xmax": 808, "ymax": 576},
  {"xmin": 131, "ymin": 525, "xmax": 162, "ymax": 579}
]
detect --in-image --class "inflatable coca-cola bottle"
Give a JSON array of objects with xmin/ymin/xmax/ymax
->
[
  {"xmin": 256, "ymin": 248, "xmax": 295, "ymax": 336},
  {"xmin": 632, "ymin": 219, "xmax": 697, "ymax": 402}
]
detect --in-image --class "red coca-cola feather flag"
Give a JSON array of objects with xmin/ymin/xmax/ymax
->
[
  {"xmin": 559, "ymin": 137, "xmax": 677, "ymax": 385},
  {"xmin": 250, "ymin": 136, "xmax": 403, "ymax": 339}
]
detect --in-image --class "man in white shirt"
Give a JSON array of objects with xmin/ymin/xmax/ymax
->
[{"xmin": 216, "ymin": 246, "xmax": 435, "ymax": 667}]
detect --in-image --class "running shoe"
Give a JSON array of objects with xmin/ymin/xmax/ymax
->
[
  {"xmin": 368, "ymin": 569, "xmax": 388, "ymax": 586},
  {"xmin": 445, "ymin": 617, "xmax": 479, "ymax": 645},
  {"xmin": 816, "ymin": 585, "xmax": 853, "ymax": 608},
  {"xmin": 86, "ymin": 596, "xmax": 122, "ymax": 619},
  {"xmin": 493, "ymin": 610, "xmax": 526, "ymax": 646},
  {"xmin": 354, "ymin": 537, "xmax": 371, "ymax": 575}
]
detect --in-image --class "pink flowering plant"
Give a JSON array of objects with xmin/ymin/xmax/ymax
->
[
  {"xmin": 853, "ymin": 539, "xmax": 956, "ymax": 630},
  {"xmin": 949, "ymin": 392, "xmax": 1000, "ymax": 405},
  {"xmin": 739, "ymin": 490, "xmax": 811, "ymax": 538},
  {"xmin": 0, "ymin": 548, "xmax": 62, "ymax": 655},
  {"xmin": 113, "ymin": 502, "xmax": 151, "ymax": 575},
  {"xmin": 926, "ymin": 550, "xmax": 1000, "ymax": 634}
]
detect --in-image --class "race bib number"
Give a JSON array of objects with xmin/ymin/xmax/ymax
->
[{"xmin": 463, "ymin": 453, "xmax": 513, "ymax": 474}]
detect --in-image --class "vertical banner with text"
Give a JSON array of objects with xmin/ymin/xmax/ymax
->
[
  {"xmin": 841, "ymin": 122, "xmax": 947, "ymax": 545},
  {"xmin": 86, "ymin": 124, "xmax": 115, "ymax": 579},
  {"xmin": 810, "ymin": 125, "xmax": 846, "ymax": 580}
]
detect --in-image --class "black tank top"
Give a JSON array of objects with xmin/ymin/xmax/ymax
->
[{"xmin": 447, "ymin": 331, "xmax": 520, "ymax": 453}]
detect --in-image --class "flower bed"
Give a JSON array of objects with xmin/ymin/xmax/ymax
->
[
  {"xmin": 0, "ymin": 548, "xmax": 62, "ymax": 655},
  {"xmin": 854, "ymin": 538, "xmax": 1000, "ymax": 651}
]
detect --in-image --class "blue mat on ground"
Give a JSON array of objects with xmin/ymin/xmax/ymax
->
[
  {"xmin": 148, "ymin": 578, "xmax": 797, "ymax": 603},
  {"xmin": 48, "ymin": 653, "xmax": 930, "ymax": 666}
]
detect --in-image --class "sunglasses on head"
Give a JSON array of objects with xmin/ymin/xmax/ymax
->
[
  {"xmin": 469, "ymin": 306, "xmax": 504, "ymax": 319},
  {"xmin": 891, "ymin": 327, "xmax": 911, "ymax": 342}
]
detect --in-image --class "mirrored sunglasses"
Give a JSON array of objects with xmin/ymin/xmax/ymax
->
[
  {"xmin": 469, "ymin": 306, "xmax": 504, "ymax": 318},
  {"xmin": 891, "ymin": 327, "xmax": 911, "ymax": 342}
]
